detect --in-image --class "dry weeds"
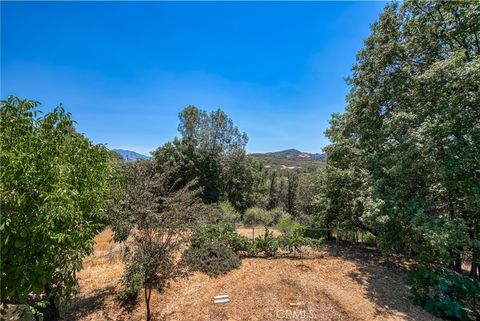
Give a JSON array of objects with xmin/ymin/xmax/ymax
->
[{"xmin": 61, "ymin": 229, "xmax": 439, "ymax": 321}]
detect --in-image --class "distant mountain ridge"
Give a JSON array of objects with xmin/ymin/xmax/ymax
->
[
  {"xmin": 112, "ymin": 148, "xmax": 325, "ymax": 169},
  {"xmin": 250, "ymin": 149, "xmax": 326, "ymax": 170},
  {"xmin": 112, "ymin": 149, "xmax": 149, "ymax": 162},
  {"xmin": 264, "ymin": 149, "xmax": 326, "ymax": 161}
]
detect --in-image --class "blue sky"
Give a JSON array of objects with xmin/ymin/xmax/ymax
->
[{"xmin": 1, "ymin": 1, "xmax": 386, "ymax": 155}]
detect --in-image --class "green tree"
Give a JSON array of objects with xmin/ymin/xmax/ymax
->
[
  {"xmin": 177, "ymin": 105, "xmax": 248, "ymax": 154},
  {"xmin": 154, "ymin": 106, "xmax": 253, "ymax": 208},
  {"xmin": 285, "ymin": 172, "xmax": 299, "ymax": 217},
  {"xmin": 267, "ymin": 171, "xmax": 280, "ymax": 210},
  {"xmin": 321, "ymin": 0, "xmax": 480, "ymax": 264},
  {"xmin": 0, "ymin": 97, "xmax": 115, "ymax": 316},
  {"xmin": 221, "ymin": 151, "xmax": 263, "ymax": 212},
  {"xmin": 345, "ymin": 0, "xmax": 479, "ymax": 266},
  {"xmin": 112, "ymin": 160, "xmax": 204, "ymax": 321},
  {"xmin": 321, "ymin": 1, "xmax": 480, "ymax": 318}
]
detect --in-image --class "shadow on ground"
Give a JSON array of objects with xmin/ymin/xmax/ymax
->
[
  {"xmin": 323, "ymin": 241, "xmax": 438, "ymax": 321},
  {"xmin": 61, "ymin": 285, "xmax": 117, "ymax": 321}
]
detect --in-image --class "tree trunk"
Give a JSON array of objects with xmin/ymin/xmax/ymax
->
[
  {"xmin": 453, "ymin": 252, "xmax": 462, "ymax": 273},
  {"xmin": 471, "ymin": 224, "xmax": 479, "ymax": 279},
  {"xmin": 42, "ymin": 305, "xmax": 60, "ymax": 321},
  {"xmin": 40, "ymin": 283, "xmax": 59, "ymax": 321},
  {"xmin": 335, "ymin": 224, "xmax": 339, "ymax": 256},
  {"xmin": 145, "ymin": 286, "xmax": 152, "ymax": 321},
  {"xmin": 471, "ymin": 243, "xmax": 479, "ymax": 278},
  {"xmin": 471, "ymin": 261, "xmax": 478, "ymax": 279}
]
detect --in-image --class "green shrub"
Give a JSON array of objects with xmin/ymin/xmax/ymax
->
[
  {"xmin": 228, "ymin": 233, "xmax": 259, "ymax": 256},
  {"xmin": 190, "ymin": 223, "xmax": 236, "ymax": 248},
  {"xmin": 363, "ymin": 231, "xmax": 377, "ymax": 246},
  {"xmin": 190, "ymin": 223, "xmax": 322, "ymax": 260},
  {"xmin": 277, "ymin": 233, "xmax": 323, "ymax": 254},
  {"xmin": 300, "ymin": 228, "xmax": 327, "ymax": 240},
  {"xmin": 254, "ymin": 227, "xmax": 322, "ymax": 257},
  {"xmin": 408, "ymin": 265, "xmax": 480, "ymax": 321},
  {"xmin": 243, "ymin": 207, "xmax": 273, "ymax": 226},
  {"xmin": 296, "ymin": 213, "xmax": 315, "ymax": 227},
  {"xmin": 118, "ymin": 255, "xmax": 144, "ymax": 301},
  {"xmin": 277, "ymin": 217, "xmax": 304, "ymax": 235},
  {"xmin": 255, "ymin": 227, "xmax": 279, "ymax": 257},
  {"xmin": 191, "ymin": 223, "xmax": 258, "ymax": 256},
  {"xmin": 269, "ymin": 207, "xmax": 290, "ymax": 224},
  {"xmin": 183, "ymin": 240, "xmax": 241, "ymax": 277},
  {"xmin": 218, "ymin": 201, "xmax": 241, "ymax": 224}
]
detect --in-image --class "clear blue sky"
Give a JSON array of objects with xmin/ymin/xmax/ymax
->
[{"xmin": 1, "ymin": 1, "xmax": 386, "ymax": 155}]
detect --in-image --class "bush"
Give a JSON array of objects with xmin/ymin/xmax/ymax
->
[
  {"xmin": 228, "ymin": 233, "xmax": 259, "ymax": 256},
  {"xmin": 191, "ymin": 223, "xmax": 258, "ymax": 256},
  {"xmin": 269, "ymin": 207, "xmax": 290, "ymax": 225},
  {"xmin": 218, "ymin": 201, "xmax": 241, "ymax": 224},
  {"xmin": 243, "ymin": 207, "xmax": 273, "ymax": 226},
  {"xmin": 255, "ymin": 228, "xmax": 279, "ymax": 257},
  {"xmin": 277, "ymin": 217, "xmax": 303, "ymax": 235},
  {"xmin": 118, "ymin": 255, "xmax": 144, "ymax": 301},
  {"xmin": 363, "ymin": 231, "xmax": 377, "ymax": 246},
  {"xmin": 254, "ymin": 227, "xmax": 322, "ymax": 257},
  {"xmin": 190, "ymin": 223, "xmax": 322, "ymax": 260},
  {"xmin": 183, "ymin": 240, "xmax": 241, "ymax": 277},
  {"xmin": 277, "ymin": 233, "xmax": 323, "ymax": 254},
  {"xmin": 408, "ymin": 265, "xmax": 480, "ymax": 321},
  {"xmin": 296, "ymin": 213, "xmax": 315, "ymax": 227},
  {"xmin": 190, "ymin": 223, "xmax": 236, "ymax": 248},
  {"xmin": 300, "ymin": 228, "xmax": 326, "ymax": 240}
]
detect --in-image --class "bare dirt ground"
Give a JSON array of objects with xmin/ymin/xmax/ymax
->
[{"xmin": 61, "ymin": 229, "xmax": 439, "ymax": 321}]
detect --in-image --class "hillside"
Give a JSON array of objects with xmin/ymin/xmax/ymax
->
[
  {"xmin": 111, "ymin": 148, "xmax": 325, "ymax": 170},
  {"xmin": 250, "ymin": 149, "xmax": 326, "ymax": 171},
  {"xmin": 112, "ymin": 149, "xmax": 149, "ymax": 162}
]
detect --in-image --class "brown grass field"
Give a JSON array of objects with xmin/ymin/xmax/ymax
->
[{"xmin": 61, "ymin": 229, "xmax": 439, "ymax": 321}]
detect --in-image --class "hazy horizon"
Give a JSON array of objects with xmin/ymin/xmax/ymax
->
[{"xmin": 1, "ymin": 1, "xmax": 386, "ymax": 155}]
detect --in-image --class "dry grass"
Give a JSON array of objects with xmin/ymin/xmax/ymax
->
[
  {"xmin": 61, "ymin": 229, "xmax": 439, "ymax": 321},
  {"xmin": 236, "ymin": 226, "xmax": 283, "ymax": 238}
]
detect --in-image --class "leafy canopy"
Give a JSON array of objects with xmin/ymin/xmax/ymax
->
[{"xmin": 0, "ymin": 96, "xmax": 115, "ymax": 306}]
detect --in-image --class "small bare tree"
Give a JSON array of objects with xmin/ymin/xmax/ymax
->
[{"xmin": 111, "ymin": 160, "xmax": 204, "ymax": 321}]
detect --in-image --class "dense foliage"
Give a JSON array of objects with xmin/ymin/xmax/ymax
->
[
  {"xmin": 152, "ymin": 105, "xmax": 310, "ymax": 218},
  {"xmin": 111, "ymin": 160, "xmax": 204, "ymax": 321},
  {"xmin": 217, "ymin": 201, "xmax": 241, "ymax": 225},
  {"xmin": 408, "ymin": 266, "xmax": 480, "ymax": 321},
  {"xmin": 0, "ymin": 97, "xmax": 116, "ymax": 316},
  {"xmin": 243, "ymin": 207, "xmax": 273, "ymax": 226},
  {"xmin": 308, "ymin": 1, "xmax": 480, "ymax": 319},
  {"xmin": 183, "ymin": 240, "xmax": 241, "ymax": 277},
  {"xmin": 153, "ymin": 106, "xmax": 259, "ymax": 211},
  {"xmin": 188, "ymin": 223, "xmax": 258, "ymax": 256}
]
